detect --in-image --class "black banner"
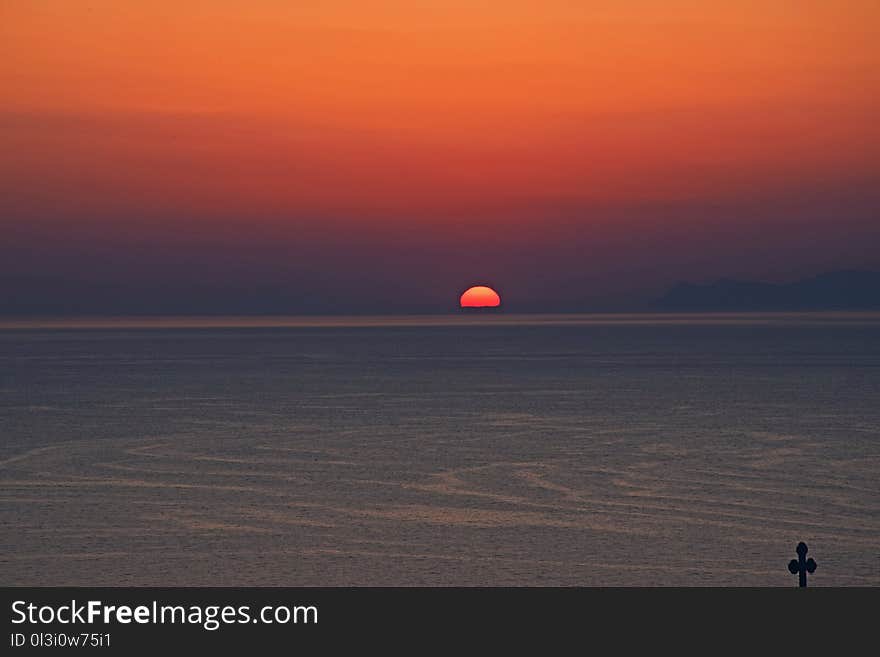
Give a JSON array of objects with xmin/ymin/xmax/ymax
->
[{"xmin": 1, "ymin": 587, "xmax": 874, "ymax": 652}]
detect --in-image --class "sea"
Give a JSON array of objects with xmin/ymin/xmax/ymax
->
[{"xmin": 1, "ymin": 313, "xmax": 878, "ymax": 586}]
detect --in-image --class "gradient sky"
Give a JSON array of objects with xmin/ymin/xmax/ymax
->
[{"xmin": 2, "ymin": 1, "xmax": 879, "ymax": 313}]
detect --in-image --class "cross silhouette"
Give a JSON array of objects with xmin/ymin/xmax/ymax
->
[{"xmin": 788, "ymin": 542, "xmax": 817, "ymax": 587}]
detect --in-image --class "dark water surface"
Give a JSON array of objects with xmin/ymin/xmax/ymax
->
[{"xmin": 1, "ymin": 314, "xmax": 878, "ymax": 585}]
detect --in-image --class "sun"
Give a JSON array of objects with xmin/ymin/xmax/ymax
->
[{"xmin": 460, "ymin": 285, "xmax": 501, "ymax": 308}]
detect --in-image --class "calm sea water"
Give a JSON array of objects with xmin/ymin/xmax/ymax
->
[{"xmin": 1, "ymin": 314, "xmax": 878, "ymax": 586}]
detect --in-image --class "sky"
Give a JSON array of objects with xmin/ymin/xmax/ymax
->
[{"xmin": 2, "ymin": 1, "xmax": 879, "ymax": 314}]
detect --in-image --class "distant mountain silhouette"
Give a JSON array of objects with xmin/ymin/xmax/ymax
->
[{"xmin": 659, "ymin": 270, "xmax": 880, "ymax": 311}]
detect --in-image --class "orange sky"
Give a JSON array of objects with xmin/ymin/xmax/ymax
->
[{"xmin": 1, "ymin": 1, "xmax": 879, "ymax": 312}]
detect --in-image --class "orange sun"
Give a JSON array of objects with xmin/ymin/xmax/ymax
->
[{"xmin": 460, "ymin": 285, "xmax": 501, "ymax": 308}]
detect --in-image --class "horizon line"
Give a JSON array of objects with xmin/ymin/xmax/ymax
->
[{"xmin": 3, "ymin": 311, "xmax": 880, "ymax": 331}]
